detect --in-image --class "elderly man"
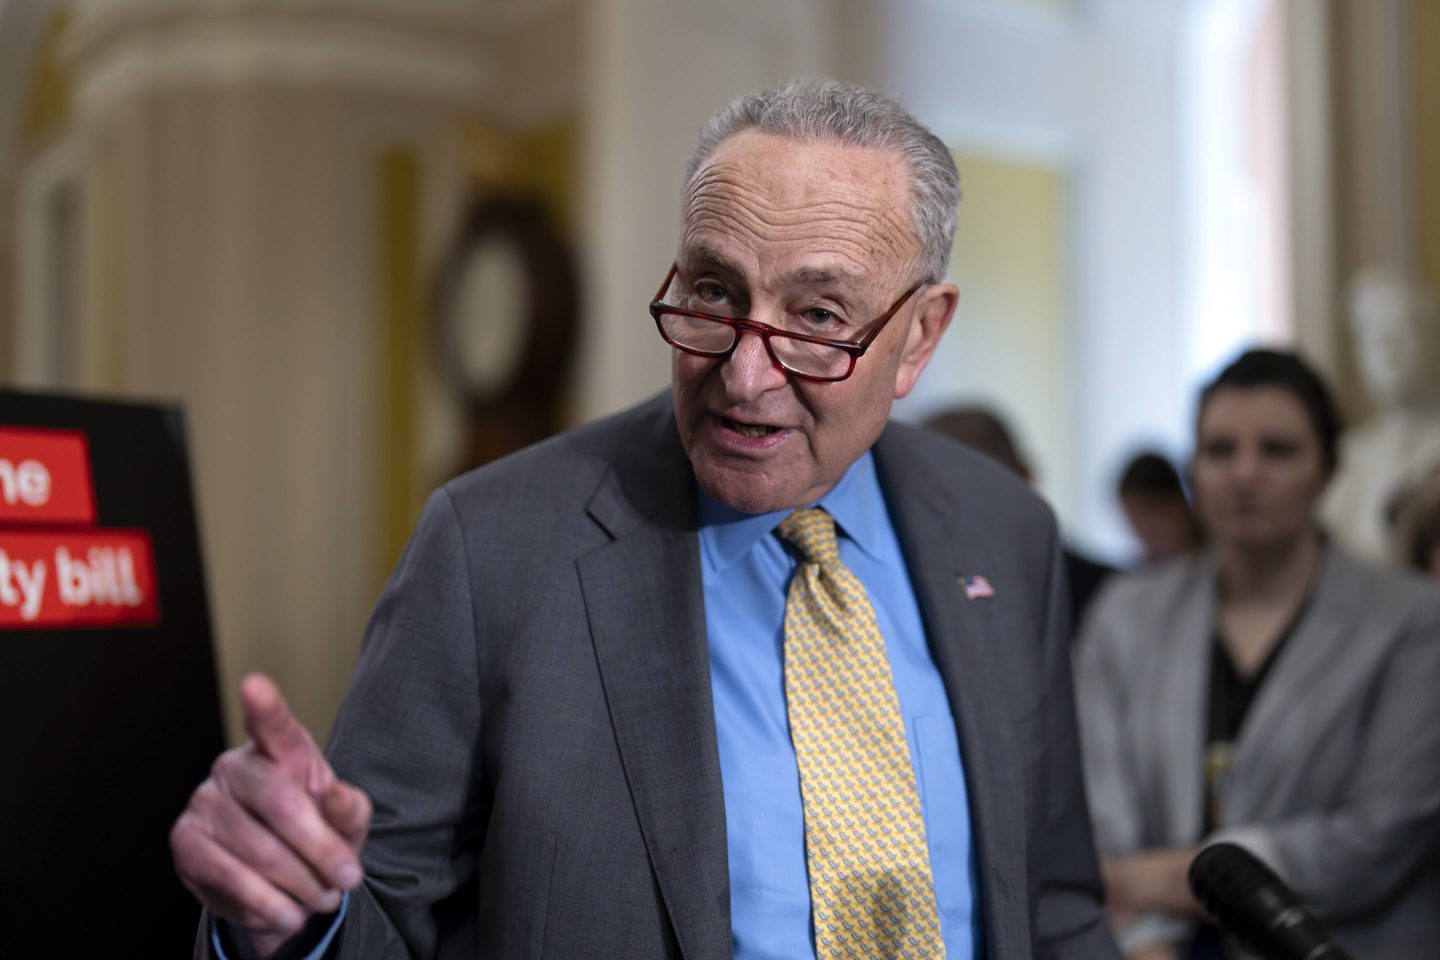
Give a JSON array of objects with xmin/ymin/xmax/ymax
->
[{"xmin": 172, "ymin": 79, "xmax": 1118, "ymax": 960}]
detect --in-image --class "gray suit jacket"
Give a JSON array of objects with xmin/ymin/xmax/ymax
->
[
  {"xmin": 1076, "ymin": 545, "xmax": 1440, "ymax": 959},
  {"xmin": 203, "ymin": 393, "xmax": 1118, "ymax": 959}
]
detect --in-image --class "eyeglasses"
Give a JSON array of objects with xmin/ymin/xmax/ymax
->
[{"xmin": 648, "ymin": 264, "xmax": 923, "ymax": 383}]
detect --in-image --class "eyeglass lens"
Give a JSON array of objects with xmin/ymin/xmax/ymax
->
[{"xmin": 656, "ymin": 311, "xmax": 852, "ymax": 379}]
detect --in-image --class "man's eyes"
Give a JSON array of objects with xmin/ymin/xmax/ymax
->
[
  {"xmin": 687, "ymin": 283, "xmax": 854, "ymax": 331},
  {"xmin": 797, "ymin": 306, "xmax": 858, "ymax": 335},
  {"xmin": 695, "ymin": 282, "xmax": 730, "ymax": 305}
]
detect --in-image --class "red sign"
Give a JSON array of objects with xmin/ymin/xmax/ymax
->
[
  {"xmin": 0, "ymin": 427, "xmax": 97, "ymax": 526},
  {"xmin": 0, "ymin": 529, "xmax": 160, "ymax": 629}
]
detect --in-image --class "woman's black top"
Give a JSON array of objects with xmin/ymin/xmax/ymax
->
[{"xmin": 1187, "ymin": 595, "xmax": 1312, "ymax": 960}]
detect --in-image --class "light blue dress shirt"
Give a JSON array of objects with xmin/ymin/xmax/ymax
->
[
  {"xmin": 211, "ymin": 894, "xmax": 347, "ymax": 959},
  {"xmin": 700, "ymin": 451, "xmax": 979, "ymax": 960},
  {"xmin": 217, "ymin": 452, "xmax": 978, "ymax": 960}
]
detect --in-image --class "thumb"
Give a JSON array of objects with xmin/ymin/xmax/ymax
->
[{"xmin": 321, "ymin": 780, "xmax": 372, "ymax": 851}]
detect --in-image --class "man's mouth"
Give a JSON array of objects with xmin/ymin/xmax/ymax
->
[{"xmin": 721, "ymin": 416, "xmax": 780, "ymax": 439}]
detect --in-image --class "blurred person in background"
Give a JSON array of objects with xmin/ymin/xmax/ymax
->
[
  {"xmin": 1075, "ymin": 349, "xmax": 1440, "ymax": 960},
  {"xmin": 1116, "ymin": 452, "xmax": 1202, "ymax": 564},
  {"xmin": 924, "ymin": 405, "xmax": 1114, "ymax": 634},
  {"xmin": 170, "ymin": 79, "xmax": 1118, "ymax": 960},
  {"xmin": 1393, "ymin": 467, "xmax": 1440, "ymax": 583}
]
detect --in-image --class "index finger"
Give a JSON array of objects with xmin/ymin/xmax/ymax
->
[{"xmin": 240, "ymin": 673, "xmax": 313, "ymax": 766}]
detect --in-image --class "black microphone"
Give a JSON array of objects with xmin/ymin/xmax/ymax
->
[{"xmin": 1188, "ymin": 842, "xmax": 1355, "ymax": 960}]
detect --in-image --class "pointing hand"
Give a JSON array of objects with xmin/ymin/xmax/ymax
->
[{"xmin": 170, "ymin": 675, "xmax": 371, "ymax": 957}]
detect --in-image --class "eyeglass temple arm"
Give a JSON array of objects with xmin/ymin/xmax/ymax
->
[{"xmin": 653, "ymin": 264, "xmax": 680, "ymax": 304}]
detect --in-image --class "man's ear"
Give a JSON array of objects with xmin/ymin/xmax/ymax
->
[{"xmin": 894, "ymin": 282, "xmax": 959, "ymax": 399}]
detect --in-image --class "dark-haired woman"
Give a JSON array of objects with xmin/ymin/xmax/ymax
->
[{"xmin": 1076, "ymin": 349, "xmax": 1440, "ymax": 960}]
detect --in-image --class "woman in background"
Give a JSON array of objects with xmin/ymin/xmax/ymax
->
[{"xmin": 1075, "ymin": 349, "xmax": 1440, "ymax": 960}]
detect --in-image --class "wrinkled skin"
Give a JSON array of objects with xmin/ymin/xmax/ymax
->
[
  {"xmin": 668, "ymin": 129, "xmax": 958, "ymax": 514},
  {"xmin": 169, "ymin": 675, "xmax": 371, "ymax": 957}
]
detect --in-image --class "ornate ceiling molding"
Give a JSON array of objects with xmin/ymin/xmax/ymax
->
[{"xmin": 61, "ymin": 1, "xmax": 571, "ymax": 118}]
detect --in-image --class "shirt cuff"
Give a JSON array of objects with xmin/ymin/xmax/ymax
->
[
  {"xmin": 1204, "ymin": 825, "xmax": 1282, "ymax": 877},
  {"xmin": 210, "ymin": 891, "xmax": 349, "ymax": 960},
  {"xmin": 1116, "ymin": 909, "xmax": 1190, "ymax": 953}
]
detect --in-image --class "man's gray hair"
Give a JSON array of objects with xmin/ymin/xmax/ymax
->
[{"xmin": 685, "ymin": 77, "xmax": 961, "ymax": 284}]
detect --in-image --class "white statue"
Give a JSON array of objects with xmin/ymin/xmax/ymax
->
[{"xmin": 1322, "ymin": 265, "xmax": 1440, "ymax": 563}]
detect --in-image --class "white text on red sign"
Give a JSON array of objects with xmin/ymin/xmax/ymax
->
[
  {"xmin": 0, "ymin": 427, "xmax": 97, "ymax": 525},
  {"xmin": 0, "ymin": 530, "xmax": 160, "ymax": 629}
]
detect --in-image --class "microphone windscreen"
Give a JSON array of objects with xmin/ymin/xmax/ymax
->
[{"xmin": 1188, "ymin": 843, "xmax": 1354, "ymax": 960}]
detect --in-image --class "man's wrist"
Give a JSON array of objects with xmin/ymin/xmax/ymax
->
[
  {"xmin": 211, "ymin": 891, "xmax": 350, "ymax": 960},
  {"xmin": 222, "ymin": 921, "xmax": 320, "ymax": 960}
]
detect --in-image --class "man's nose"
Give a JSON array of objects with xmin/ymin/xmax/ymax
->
[{"xmin": 720, "ymin": 331, "xmax": 787, "ymax": 402}]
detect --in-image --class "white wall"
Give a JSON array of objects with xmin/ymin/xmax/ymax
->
[{"xmin": 876, "ymin": 0, "xmax": 1192, "ymax": 559}]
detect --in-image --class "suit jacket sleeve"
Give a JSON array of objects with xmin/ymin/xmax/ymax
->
[
  {"xmin": 322, "ymin": 486, "xmax": 490, "ymax": 958},
  {"xmin": 1211, "ymin": 590, "xmax": 1440, "ymax": 923},
  {"xmin": 1073, "ymin": 581, "xmax": 1192, "ymax": 953}
]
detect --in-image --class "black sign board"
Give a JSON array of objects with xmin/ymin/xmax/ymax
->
[{"xmin": 0, "ymin": 390, "xmax": 224, "ymax": 956}]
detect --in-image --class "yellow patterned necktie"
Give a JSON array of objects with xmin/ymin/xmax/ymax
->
[{"xmin": 777, "ymin": 507, "xmax": 945, "ymax": 959}]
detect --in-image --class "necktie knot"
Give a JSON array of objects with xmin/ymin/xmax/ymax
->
[{"xmin": 778, "ymin": 508, "xmax": 842, "ymax": 567}]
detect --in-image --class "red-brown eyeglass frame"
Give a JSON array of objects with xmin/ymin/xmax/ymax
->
[{"xmin": 648, "ymin": 263, "xmax": 923, "ymax": 383}]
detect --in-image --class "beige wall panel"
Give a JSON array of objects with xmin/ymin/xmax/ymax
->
[
  {"xmin": 912, "ymin": 149, "xmax": 1073, "ymax": 523},
  {"xmin": 106, "ymin": 81, "xmax": 378, "ymax": 742},
  {"xmin": 1415, "ymin": 0, "xmax": 1440, "ymax": 295},
  {"xmin": 1327, "ymin": 0, "xmax": 1423, "ymax": 421},
  {"xmin": 576, "ymin": 0, "xmax": 837, "ymax": 422},
  {"xmin": 2, "ymin": 3, "xmax": 552, "ymax": 744}
]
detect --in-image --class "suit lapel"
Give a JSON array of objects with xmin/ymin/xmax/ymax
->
[
  {"xmin": 577, "ymin": 408, "xmax": 732, "ymax": 960},
  {"xmin": 1228, "ymin": 546, "xmax": 1351, "ymax": 819},
  {"xmin": 875, "ymin": 430, "xmax": 1031, "ymax": 960},
  {"xmin": 1150, "ymin": 562, "xmax": 1213, "ymax": 843}
]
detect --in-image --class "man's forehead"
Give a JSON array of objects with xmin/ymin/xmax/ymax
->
[
  {"xmin": 684, "ymin": 129, "xmax": 908, "ymax": 203},
  {"xmin": 679, "ymin": 243, "xmax": 866, "ymax": 288},
  {"xmin": 679, "ymin": 131, "xmax": 917, "ymax": 282}
]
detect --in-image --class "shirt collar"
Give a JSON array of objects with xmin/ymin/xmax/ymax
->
[{"xmin": 697, "ymin": 450, "xmax": 889, "ymax": 571}]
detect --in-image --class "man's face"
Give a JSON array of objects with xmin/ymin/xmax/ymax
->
[{"xmin": 669, "ymin": 130, "xmax": 956, "ymax": 514}]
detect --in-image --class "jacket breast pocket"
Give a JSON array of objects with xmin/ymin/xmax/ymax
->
[
  {"xmin": 536, "ymin": 830, "xmax": 677, "ymax": 959},
  {"xmin": 1011, "ymin": 694, "xmax": 1050, "ymax": 774}
]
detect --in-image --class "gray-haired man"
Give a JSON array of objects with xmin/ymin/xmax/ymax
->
[{"xmin": 172, "ymin": 78, "xmax": 1119, "ymax": 960}]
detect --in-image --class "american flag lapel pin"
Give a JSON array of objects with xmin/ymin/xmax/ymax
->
[{"xmin": 959, "ymin": 574, "xmax": 995, "ymax": 601}]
